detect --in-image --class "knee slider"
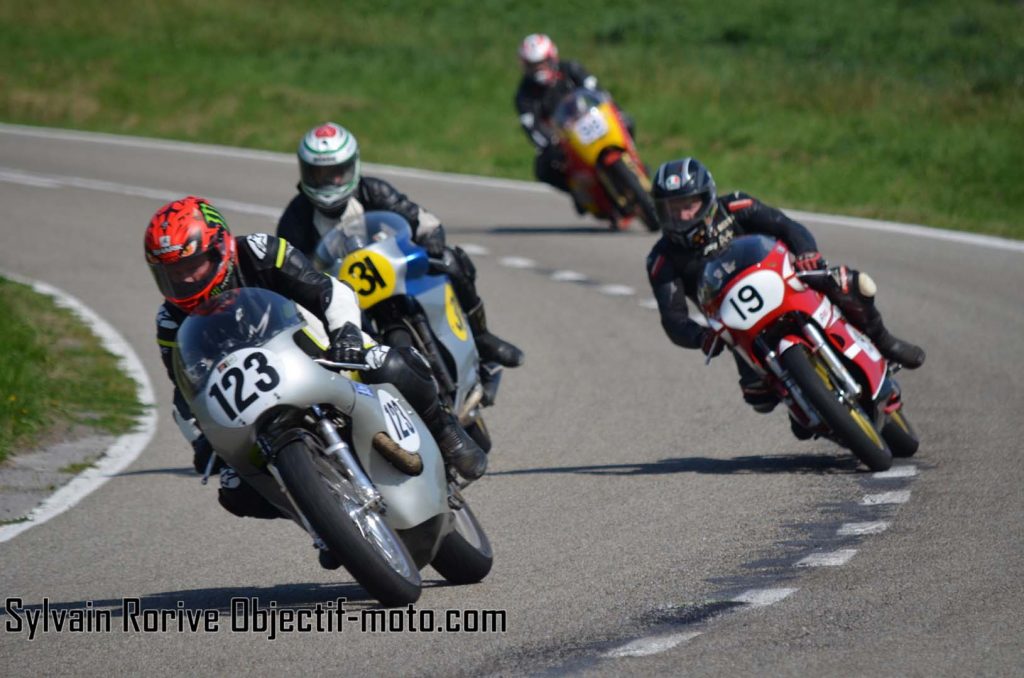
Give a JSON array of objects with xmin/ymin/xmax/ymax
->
[{"xmin": 857, "ymin": 272, "xmax": 877, "ymax": 299}]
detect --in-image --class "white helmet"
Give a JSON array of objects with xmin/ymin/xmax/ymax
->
[
  {"xmin": 518, "ymin": 33, "xmax": 559, "ymax": 85},
  {"xmin": 298, "ymin": 122, "xmax": 361, "ymax": 213}
]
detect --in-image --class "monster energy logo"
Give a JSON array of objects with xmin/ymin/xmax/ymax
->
[{"xmin": 198, "ymin": 202, "xmax": 227, "ymax": 228}]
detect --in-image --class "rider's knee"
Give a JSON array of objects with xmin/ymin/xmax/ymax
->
[{"xmin": 856, "ymin": 271, "xmax": 877, "ymax": 299}]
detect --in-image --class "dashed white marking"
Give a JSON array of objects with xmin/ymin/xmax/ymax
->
[
  {"xmin": 551, "ymin": 270, "xmax": 589, "ymax": 282},
  {"xmin": 499, "ymin": 256, "xmax": 537, "ymax": 269},
  {"xmin": 598, "ymin": 284, "xmax": 635, "ymax": 296},
  {"xmin": 0, "ymin": 272, "xmax": 157, "ymax": 544},
  {"xmin": 457, "ymin": 243, "xmax": 490, "ymax": 256},
  {"xmin": 602, "ymin": 631, "xmax": 702, "ymax": 658},
  {"xmin": 732, "ymin": 588, "xmax": 798, "ymax": 607},
  {"xmin": 838, "ymin": 521, "xmax": 890, "ymax": 536},
  {"xmin": 796, "ymin": 549, "xmax": 858, "ymax": 567},
  {"xmin": 873, "ymin": 465, "xmax": 918, "ymax": 479},
  {"xmin": 638, "ymin": 297, "xmax": 659, "ymax": 310},
  {"xmin": 3, "ymin": 123, "xmax": 1022, "ymax": 253},
  {"xmin": 861, "ymin": 490, "xmax": 911, "ymax": 505}
]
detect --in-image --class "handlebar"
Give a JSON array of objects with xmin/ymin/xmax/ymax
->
[{"xmin": 314, "ymin": 358, "xmax": 371, "ymax": 371}]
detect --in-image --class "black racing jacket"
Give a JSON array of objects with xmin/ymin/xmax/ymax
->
[
  {"xmin": 155, "ymin": 234, "xmax": 342, "ymax": 419},
  {"xmin": 514, "ymin": 61, "xmax": 597, "ymax": 149},
  {"xmin": 278, "ymin": 177, "xmax": 429, "ymax": 258},
  {"xmin": 645, "ymin": 192, "xmax": 819, "ymax": 349}
]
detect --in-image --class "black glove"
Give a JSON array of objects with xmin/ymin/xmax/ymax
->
[
  {"xmin": 418, "ymin": 227, "xmax": 447, "ymax": 259},
  {"xmin": 191, "ymin": 435, "xmax": 223, "ymax": 474},
  {"xmin": 700, "ymin": 329, "xmax": 724, "ymax": 358},
  {"xmin": 328, "ymin": 322, "xmax": 366, "ymax": 364}
]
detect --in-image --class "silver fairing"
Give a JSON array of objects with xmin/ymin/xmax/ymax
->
[{"xmin": 179, "ymin": 298, "xmax": 449, "ymax": 532}]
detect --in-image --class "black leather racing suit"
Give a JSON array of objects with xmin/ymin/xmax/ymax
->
[
  {"xmin": 646, "ymin": 191, "xmax": 883, "ymax": 408},
  {"xmin": 277, "ymin": 181, "xmax": 524, "ymax": 368}
]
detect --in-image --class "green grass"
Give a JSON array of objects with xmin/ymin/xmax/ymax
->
[
  {"xmin": 0, "ymin": 1, "xmax": 1021, "ymax": 237},
  {"xmin": 0, "ymin": 278, "xmax": 145, "ymax": 463}
]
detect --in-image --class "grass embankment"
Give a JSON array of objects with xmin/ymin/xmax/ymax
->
[
  {"xmin": 0, "ymin": 278, "xmax": 144, "ymax": 463},
  {"xmin": 0, "ymin": 1, "xmax": 1021, "ymax": 237}
]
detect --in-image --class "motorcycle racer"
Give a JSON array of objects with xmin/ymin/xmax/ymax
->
[
  {"xmin": 277, "ymin": 122, "xmax": 524, "ymax": 369},
  {"xmin": 646, "ymin": 158, "xmax": 926, "ymax": 422},
  {"xmin": 146, "ymin": 196, "xmax": 488, "ymax": 523},
  {"xmin": 514, "ymin": 33, "xmax": 635, "ymax": 213}
]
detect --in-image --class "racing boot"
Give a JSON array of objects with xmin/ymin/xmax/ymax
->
[
  {"xmin": 737, "ymin": 359, "xmax": 779, "ymax": 413},
  {"xmin": 859, "ymin": 300, "xmax": 926, "ymax": 369},
  {"xmin": 467, "ymin": 301, "xmax": 525, "ymax": 368},
  {"xmin": 419, "ymin": 398, "xmax": 488, "ymax": 481},
  {"xmin": 789, "ymin": 414, "xmax": 816, "ymax": 441}
]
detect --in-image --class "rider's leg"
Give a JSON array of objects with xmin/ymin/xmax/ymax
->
[
  {"xmin": 363, "ymin": 344, "xmax": 487, "ymax": 480},
  {"xmin": 818, "ymin": 267, "xmax": 925, "ymax": 369},
  {"xmin": 734, "ymin": 352, "xmax": 779, "ymax": 413},
  {"xmin": 445, "ymin": 246, "xmax": 525, "ymax": 368}
]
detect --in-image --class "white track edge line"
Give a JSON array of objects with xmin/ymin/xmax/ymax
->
[
  {"xmin": 0, "ymin": 271, "xmax": 157, "ymax": 543},
  {"xmin": 2, "ymin": 123, "xmax": 1020, "ymax": 251}
]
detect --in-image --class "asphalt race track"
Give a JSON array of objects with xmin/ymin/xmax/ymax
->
[{"xmin": 1, "ymin": 125, "xmax": 1021, "ymax": 676}]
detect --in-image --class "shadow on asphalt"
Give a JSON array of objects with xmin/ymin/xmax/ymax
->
[
  {"xmin": 491, "ymin": 452, "xmax": 861, "ymax": 477},
  {"xmin": 0, "ymin": 578, "xmax": 457, "ymax": 616},
  {"xmin": 114, "ymin": 466, "xmax": 196, "ymax": 478}
]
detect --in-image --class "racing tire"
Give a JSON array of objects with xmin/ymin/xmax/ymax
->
[
  {"xmin": 605, "ymin": 158, "xmax": 660, "ymax": 232},
  {"xmin": 882, "ymin": 408, "xmax": 920, "ymax": 457},
  {"xmin": 274, "ymin": 435, "xmax": 422, "ymax": 607},
  {"xmin": 431, "ymin": 500, "xmax": 493, "ymax": 584},
  {"xmin": 781, "ymin": 346, "xmax": 893, "ymax": 471}
]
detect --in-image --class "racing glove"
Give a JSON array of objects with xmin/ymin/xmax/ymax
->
[
  {"xmin": 327, "ymin": 322, "xmax": 366, "ymax": 364},
  {"xmin": 794, "ymin": 251, "xmax": 827, "ymax": 272},
  {"xmin": 418, "ymin": 227, "xmax": 447, "ymax": 259}
]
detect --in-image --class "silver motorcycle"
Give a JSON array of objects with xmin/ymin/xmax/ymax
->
[
  {"xmin": 172, "ymin": 287, "xmax": 492, "ymax": 607},
  {"xmin": 313, "ymin": 211, "xmax": 500, "ymax": 455}
]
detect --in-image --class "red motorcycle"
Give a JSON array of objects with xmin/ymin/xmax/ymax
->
[{"xmin": 697, "ymin": 235, "xmax": 920, "ymax": 471}]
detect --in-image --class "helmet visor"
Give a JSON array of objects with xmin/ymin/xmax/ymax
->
[
  {"xmin": 300, "ymin": 157, "xmax": 358, "ymax": 191},
  {"xmin": 150, "ymin": 240, "xmax": 226, "ymax": 303}
]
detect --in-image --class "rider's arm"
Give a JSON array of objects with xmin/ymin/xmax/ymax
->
[
  {"xmin": 647, "ymin": 244, "xmax": 706, "ymax": 349},
  {"xmin": 242, "ymin": 234, "xmax": 362, "ymax": 335},
  {"xmin": 565, "ymin": 61, "xmax": 598, "ymax": 90},
  {"xmin": 357, "ymin": 176, "xmax": 442, "ymax": 244},
  {"xmin": 276, "ymin": 192, "xmax": 319, "ymax": 259},
  {"xmin": 722, "ymin": 191, "xmax": 818, "ymax": 255},
  {"xmin": 515, "ymin": 84, "xmax": 556, "ymax": 149}
]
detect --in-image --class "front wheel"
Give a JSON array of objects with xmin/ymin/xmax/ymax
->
[
  {"xmin": 604, "ymin": 157, "xmax": 660, "ymax": 232},
  {"xmin": 274, "ymin": 435, "xmax": 422, "ymax": 606},
  {"xmin": 781, "ymin": 346, "xmax": 893, "ymax": 471},
  {"xmin": 431, "ymin": 500, "xmax": 493, "ymax": 584}
]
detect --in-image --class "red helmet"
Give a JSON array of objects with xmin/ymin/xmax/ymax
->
[
  {"xmin": 144, "ymin": 196, "xmax": 237, "ymax": 312},
  {"xmin": 518, "ymin": 33, "xmax": 560, "ymax": 85}
]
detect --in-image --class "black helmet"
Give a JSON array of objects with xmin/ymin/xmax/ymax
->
[{"xmin": 651, "ymin": 158, "xmax": 719, "ymax": 249}]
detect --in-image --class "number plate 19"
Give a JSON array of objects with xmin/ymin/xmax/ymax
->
[{"xmin": 719, "ymin": 270, "xmax": 785, "ymax": 330}]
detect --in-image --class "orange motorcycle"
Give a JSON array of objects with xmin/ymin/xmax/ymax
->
[{"xmin": 552, "ymin": 88, "xmax": 659, "ymax": 231}]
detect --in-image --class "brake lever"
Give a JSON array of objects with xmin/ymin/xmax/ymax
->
[{"xmin": 314, "ymin": 358, "xmax": 371, "ymax": 371}]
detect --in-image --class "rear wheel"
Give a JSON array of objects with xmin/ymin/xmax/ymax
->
[
  {"xmin": 605, "ymin": 157, "xmax": 660, "ymax": 232},
  {"xmin": 781, "ymin": 346, "xmax": 893, "ymax": 471},
  {"xmin": 431, "ymin": 500, "xmax": 493, "ymax": 584},
  {"xmin": 274, "ymin": 435, "xmax": 422, "ymax": 606},
  {"xmin": 882, "ymin": 408, "xmax": 920, "ymax": 457}
]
